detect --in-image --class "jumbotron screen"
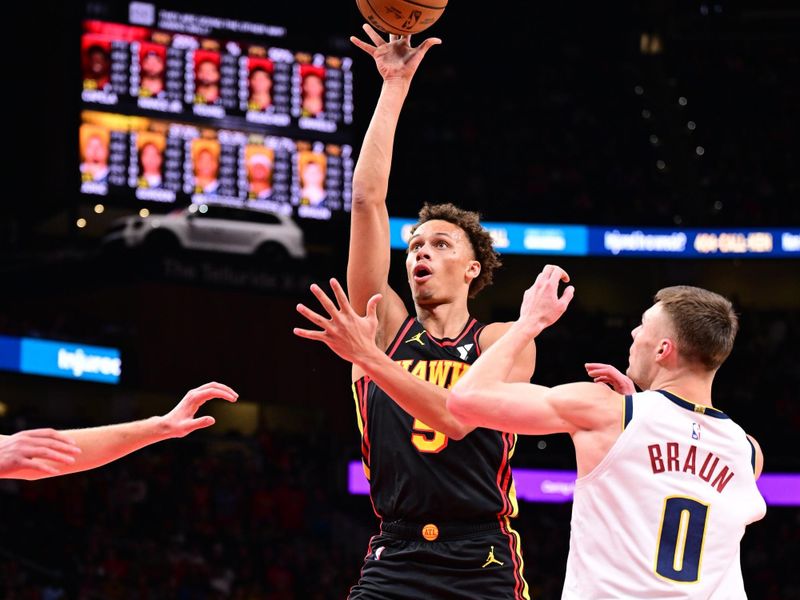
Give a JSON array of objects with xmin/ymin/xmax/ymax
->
[{"xmin": 79, "ymin": 2, "xmax": 354, "ymax": 221}]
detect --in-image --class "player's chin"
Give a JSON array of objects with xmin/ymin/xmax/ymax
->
[
  {"xmin": 412, "ymin": 288, "xmax": 436, "ymax": 303},
  {"xmin": 625, "ymin": 366, "xmax": 643, "ymax": 388}
]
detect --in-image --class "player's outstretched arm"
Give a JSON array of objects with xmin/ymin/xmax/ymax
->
[
  {"xmin": 2, "ymin": 382, "xmax": 237, "ymax": 480},
  {"xmin": 475, "ymin": 322, "xmax": 537, "ymax": 384},
  {"xmin": 348, "ymin": 26, "xmax": 441, "ymax": 340},
  {"xmin": 295, "ymin": 279, "xmax": 473, "ymax": 439},
  {"xmin": 449, "ymin": 265, "xmax": 612, "ymax": 434}
]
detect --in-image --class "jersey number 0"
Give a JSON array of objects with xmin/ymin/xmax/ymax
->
[{"xmin": 655, "ymin": 496, "xmax": 709, "ymax": 583}]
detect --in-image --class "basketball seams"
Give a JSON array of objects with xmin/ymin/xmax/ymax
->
[
  {"xmin": 357, "ymin": 0, "xmax": 446, "ymax": 35},
  {"xmin": 401, "ymin": 0, "xmax": 446, "ymax": 9}
]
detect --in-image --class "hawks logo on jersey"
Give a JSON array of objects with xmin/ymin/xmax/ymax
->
[{"xmin": 396, "ymin": 358, "xmax": 471, "ymax": 389}]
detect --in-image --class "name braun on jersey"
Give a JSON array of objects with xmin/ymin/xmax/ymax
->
[
  {"xmin": 396, "ymin": 359, "xmax": 471, "ymax": 389},
  {"xmin": 647, "ymin": 442, "xmax": 735, "ymax": 493}
]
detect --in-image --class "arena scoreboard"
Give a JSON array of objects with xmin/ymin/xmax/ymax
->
[{"xmin": 79, "ymin": 2, "xmax": 354, "ymax": 221}]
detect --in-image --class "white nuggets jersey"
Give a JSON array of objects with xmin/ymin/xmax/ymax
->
[{"xmin": 563, "ymin": 390, "xmax": 766, "ymax": 599}]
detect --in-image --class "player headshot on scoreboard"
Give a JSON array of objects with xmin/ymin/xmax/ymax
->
[
  {"xmin": 79, "ymin": 124, "xmax": 110, "ymax": 183},
  {"xmin": 81, "ymin": 37, "xmax": 111, "ymax": 91},
  {"xmin": 139, "ymin": 44, "xmax": 167, "ymax": 97},
  {"xmin": 248, "ymin": 59, "xmax": 274, "ymax": 111},
  {"xmin": 298, "ymin": 150, "xmax": 327, "ymax": 206},
  {"xmin": 136, "ymin": 133, "xmax": 166, "ymax": 189},
  {"xmin": 300, "ymin": 65, "xmax": 325, "ymax": 117},
  {"xmin": 246, "ymin": 147, "xmax": 275, "ymax": 200},
  {"xmin": 194, "ymin": 51, "xmax": 221, "ymax": 104},
  {"xmin": 191, "ymin": 139, "xmax": 221, "ymax": 195}
]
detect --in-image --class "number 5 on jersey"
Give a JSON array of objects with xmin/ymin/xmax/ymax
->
[{"xmin": 411, "ymin": 418, "xmax": 448, "ymax": 453}]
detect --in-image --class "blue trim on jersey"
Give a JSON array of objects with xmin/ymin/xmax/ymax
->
[
  {"xmin": 624, "ymin": 395, "xmax": 634, "ymax": 429},
  {"xmin": 657, "ymin": 390, "xmax": 730, "ymax": 419},
  {"xmin": 747, "ymin": 437, "xmax": 756, "ymax": 473}
]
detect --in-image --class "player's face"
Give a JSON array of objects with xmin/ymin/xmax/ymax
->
[
  {"xmin": 89, "ymin": 49, "xmax": 109, "ymax": 76},
  {"xmin": 302, "ymin": 161, "xmax": 324, "ymax": 187},
  {"xmin": 142, "ymin": 53, "xmax": 165, "ymax": 77},
  {"xmin": 84, "ymin": 135, "xmax": 108, "ymax": 165},
  {"xmin": 302, "ymin": 74, "xmax": 324, "ymax": 98},
  {"xmin": 405, "ymin": 220, "xmax": 480, "ymax": 305},
  {"xmin": 250, "ymin": 70, "xmax": 272, "ymax": 94},
  {"xmin": 249, "ymin": 160, "xmax": 272, "ymax": 183},
  {"xmin": 140, "ymin": 144, "xmax": 162, "ymax": 174},
  {"xmin": 196, "ymin": 61, "xmax": 220, "ymax": 85},
  {"xmin": 627, "ymin": 303, "xmax": 671, "ymax": 389},
  {"xmin": 195, "ymin": 149, "xmax": 218, "ymax": 178}
]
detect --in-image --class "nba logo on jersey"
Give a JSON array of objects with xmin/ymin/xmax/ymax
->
[{"xmin": 691, "ymin": 422, "xmax": 701, "ymax": 440}]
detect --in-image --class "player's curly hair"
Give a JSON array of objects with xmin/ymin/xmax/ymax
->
[{"xmin": 410, "ymin": 203, "xmax": 501, "ymax": 298}]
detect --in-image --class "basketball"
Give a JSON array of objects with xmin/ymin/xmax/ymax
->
[{"xmin": 355, "ymin": 0, "xmax": 448, "ymax": 36}]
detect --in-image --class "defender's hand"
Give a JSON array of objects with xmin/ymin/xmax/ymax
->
[
  {"xmin": 585, "ymin": 363, "xmax": 637, "ymax": 395},
  {"xmin": 518, "ymin": 265, "xmax": 575, "ymax": 335}
]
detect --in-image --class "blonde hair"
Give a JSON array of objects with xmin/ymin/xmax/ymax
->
[{"xmin": 654, "ymin": 286, "xmax": 738, "ymax": 370}]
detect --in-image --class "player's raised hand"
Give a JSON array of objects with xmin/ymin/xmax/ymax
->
[
  {"xmin": 585, "ymin": 363, "xmax": 637, "ymax": 395},
  {"xmin": 350, "ymin": 24, "xmax": 441, "ymax": 83},
  {"xmin": 161, "ymin": 382, "xmax": 239, "ymax": 438},
  {"xmin": 294, "ymin": 278, "xmax": 382, "ymax": 365},
  {"xmin": 518, "ymin": 265, "xmax": 575, "ymax": 335}
]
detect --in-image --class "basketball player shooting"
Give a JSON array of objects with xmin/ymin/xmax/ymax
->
[{"xmin": 293, "ymin": 25, "xmax": 535, "ymax": 600}]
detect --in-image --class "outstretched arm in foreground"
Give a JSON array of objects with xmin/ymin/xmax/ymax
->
[{"xmin": 0, "ymin": 381, "xmax": 238, "ymax": 480}]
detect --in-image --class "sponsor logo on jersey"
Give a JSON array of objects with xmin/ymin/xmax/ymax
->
[{"xmin": 456, "ymin": 343, "xmax": 474, "ymax": 360}]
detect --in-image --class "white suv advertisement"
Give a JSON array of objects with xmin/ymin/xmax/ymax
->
[{"xmin": 103, "ymin": 205, "xmax": 306, "ymax": 261}]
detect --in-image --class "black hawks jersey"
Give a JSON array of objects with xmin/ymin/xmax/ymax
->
[{"xmin": 352, "ymin": 315, "xmax": 520, "ymax": 523}]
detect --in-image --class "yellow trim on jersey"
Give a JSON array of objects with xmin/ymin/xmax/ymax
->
[
  {"xmin": 507, "ymin": 434, "xmax": 520, "ymax": 518},
  {"xmin": 362, "ymin": 461, "xmax": 370, "ymax": 480},
  {"xmin": 352, "ymin": 382, "xmax": 364, "ymax": 435},
  {"xmin": 621, "ymin": 394, "xmax": 626, "ymax": 432},
  {"xmin": 673, "ymin": 509, "xmax": 691, "ymax": 571},
  {"xmin": 664, "ymin": 389, "xmax": 725, "ymax": 417},
  {"xmin": 508, "ymin": 478, "xmax": 520, "ymax": 518},
  {"xmin": 653, "ymin": 494, "xmax": 710, "ymax": 585},
  {"xmin": 503, "ymin": 516, "xmax": 531, "ymax": 600}
]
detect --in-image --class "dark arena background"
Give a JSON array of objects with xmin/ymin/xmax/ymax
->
[{"xmin": 2, "ymin": 1, "xmax": 799, "ymax": 598}]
